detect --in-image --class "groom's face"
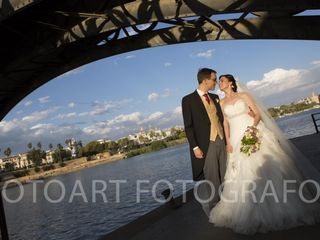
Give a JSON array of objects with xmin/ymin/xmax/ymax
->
[{"xmin": 206, "ymin": 72, "xmax": 217, "ymax": 90}]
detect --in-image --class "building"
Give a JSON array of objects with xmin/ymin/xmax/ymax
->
[
  {"xmin": 45, "ymin": 150, "xmax": 55, "ymax": 164},
  {"xmin": 97, "ymin": 138, "xmax": 112, "ymax": 144},
  {"xmin": 0, "ymin": 158, "xmax": 4, "ymax": 170},
  {"xmin": 1, "ymin": 152, "xmax": 31, "ymax": 170},
  {"xmin": 310, "ymin": 92, "xmax": 320, "ymax": 104}
]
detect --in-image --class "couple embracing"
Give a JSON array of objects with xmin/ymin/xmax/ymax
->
[{"xmin": 182, "ymin": 68, "xmax": 320, "ymax": 234}]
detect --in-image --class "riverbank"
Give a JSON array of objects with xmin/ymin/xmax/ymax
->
[
  {"xmin": 1, "ymin": 153, "xmax": 125, "ymax": 187},
  {"xmin": 273, "ymin": 104, "xmax": 320, "ymax": 119},
  {"xmin": 1, "ymin": 138, "xmax": 188, "ymax": 186}
]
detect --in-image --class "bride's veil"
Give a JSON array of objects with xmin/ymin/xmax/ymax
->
[{"xmin": 236, "ymin": 81, "xmax": 320, "ymax": 188}]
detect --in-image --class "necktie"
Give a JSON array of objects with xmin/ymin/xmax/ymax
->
[{"xmin": 203, "ymin": 93, "xmax": 210, "ymax": 105}]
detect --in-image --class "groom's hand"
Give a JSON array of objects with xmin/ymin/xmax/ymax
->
[
  {"xmin": 193, "ymin": 148, "xmax": 204, "ymax": 159},
  {"xmin": 226, "ymin": 144, "xmax": 233, "ymax": 153},
  {"xmin": 248, "ymin": 107, "xmax": 255, "ymax": 118}
]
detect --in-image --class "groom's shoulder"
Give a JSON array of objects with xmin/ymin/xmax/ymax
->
[
  {"xmin": 209, "ymin": 93, "xmax": 219, "ymax": 99},
  {"xmin": 182, "ymin": 91, "xmax": 196, "ymax": 101}
]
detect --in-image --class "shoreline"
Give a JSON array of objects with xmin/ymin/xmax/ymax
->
[
  {"xmin": 1, "ymin": 139, "xmax": 188, "ymax": 187},
  {"xmin": 274, "ymin": 105, "xmax": 320, "ymax": 119},
  {"xmin": 1, "ymin": 153, "xmax": 125, "ymax": 188}
]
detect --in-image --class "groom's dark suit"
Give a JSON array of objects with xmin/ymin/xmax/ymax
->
[{"xmin": 182, "ymin": 90, "xmax": 226, "ymax": 181}]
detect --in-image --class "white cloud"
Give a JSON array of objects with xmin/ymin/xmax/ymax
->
[
  {"xmin": 63, "ymin": 66, "xmax": 85, "ymax": 76},
  {"xmin": 162, "ymin": 88, "xmax": 171, "ymax": 98},
  {"xmin": 138, "ymin": 112, "xmax": 164, "ymax": 125},
  {"xmin": 125, "ymin": 55, "xmax": 135, "ymax": 59},
  {"xmin": 38, "ymin": 96, "xmax": 50, "ymax": 104},
  {"xmin": 107, "ymin": 112, "xmax": 142, "ymax": 126},
  {"xmin": 24, "ymin": 100, "xmax": 32, "ymax": 107},
  {"xmin": 311, "ymin": 60, "xmax": 320, "ymax": 65},
  {"xmin": 192, "ymin": 49, "xmax": 214, "ymax": 59},
  {"xmin": 21, "ymin": 107, "xmax": 59, "ymax": 124},
  {"xmin": 148, "ymin": 93, "xmax": 159, "ymax": 102},
  {"xmin": 78, "ymin": 99, "xmax": 131, "ymax": 117},
  {"xmin": 245, "ymin": 64, "xmax": 320, "ymax": 107},
  {"xmin": 68, "ymin": 102, "xmax": 76, "ymax": 108},
  {"xmin": 164, "ymin": 62, "xmax": 172, "ymax": 67},
  {"xmin": 56, "ymin": 112, "xmax": 77, "ymax": 120}
]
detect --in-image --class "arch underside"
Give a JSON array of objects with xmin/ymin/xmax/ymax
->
[{"xmin": 0, "ymin": 0, "xmax": 320, "ymax": 119}]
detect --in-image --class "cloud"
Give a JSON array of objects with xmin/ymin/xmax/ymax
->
[
  {"xmin": 24, "ymin": 100, "xmax": 32, "ymax": 107},
  {"xmin": 148, "ymin": 89, "xmax": 171, "ymax": 102},
  {"xmin": 68, "ymin": 102, "xmax": 76, "ymax": 108},
  {"xmin": 162, "ymin": 88, "xmax": 171, "ymax": 98},
  {"xmin": 78, "ymin": 99, "xmax": 131, "ymax": 117},
  {"xmin": 125, "ymin": 55, "xmax": 135, "ymax": 59},
  {"xmin": 38, "ymin": 96, "xmax": 50, "ymax": 104},
  {"xmin": 148, "ymin": 93, "xmax": 159, "ymax": 102},
  {"xmin": 56, "ymin": 112, "xmax": 77, "ymax": 120},
  {"xmin": 191, "ymin": 49, "xmax": 214, "ymax": 59},
  {"xmin": 0, "ymin": 105, "xmax": 184, "ymax": 155},
  {"xmin": 311, "ymin": 60, "xmax": 320, "ymax": 65},
  {"xmin": 138, "ymin": 112, "xmax": 164, "ymax": 125},
  {"xmin": 164, "ymin": 62, "xmax": 172, "ymax": 67},
  {"xmin": 63, "ymin": 66, "xmax": 85, "ymax": 76},
  {"xmin": 245, "ymin": 64, "xmax": 320, "ymax": 107},
  {"xmin": 21, "ymin": 107, "xmax": 59, "ymax": 124},
  {"xmin": 107, "ymin": 112, "xmax": 142, "ymax": 126}
]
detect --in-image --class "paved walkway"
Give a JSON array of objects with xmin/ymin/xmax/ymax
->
[{"xmin": 100, "ymin": 134, "xmax": 320, "ymax": 240}]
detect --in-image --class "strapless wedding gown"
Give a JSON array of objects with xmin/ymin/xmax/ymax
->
[{"xmin": 208, "ymin": 98, "xmax": 320, "ymax": 234}]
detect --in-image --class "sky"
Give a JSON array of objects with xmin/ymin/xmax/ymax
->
[{"xmin": 1, "ymin": 39, "xmax": 320, "ymax": 155}]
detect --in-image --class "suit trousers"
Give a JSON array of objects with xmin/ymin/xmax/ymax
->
[{"xmin": 196, "ymin": 138, "xmax": 227, "ymax": 216}]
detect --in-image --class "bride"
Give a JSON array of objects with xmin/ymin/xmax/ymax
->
[{"xmin": 208, "ymin": 74, "xmax": 320, "ymax": 234}]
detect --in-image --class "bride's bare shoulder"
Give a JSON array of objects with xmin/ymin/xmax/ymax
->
[{"xmin": 238, "ymin": 92, "xmax": 250, "ymax": 99}]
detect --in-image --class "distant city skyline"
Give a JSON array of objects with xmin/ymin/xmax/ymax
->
[{"xmin": 1, "ymin": 40, "xmax": 320, "ymax": 155}]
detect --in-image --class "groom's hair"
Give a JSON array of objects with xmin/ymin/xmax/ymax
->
[{"xmin": 197, "ymin": 68, "xmax": 216, "ymax": 84}]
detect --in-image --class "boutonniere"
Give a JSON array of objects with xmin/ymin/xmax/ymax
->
[{"xmin": 216, "ymin": 98, "xmax": 220, "ymax": 103}]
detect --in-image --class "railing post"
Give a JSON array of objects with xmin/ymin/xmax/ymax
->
[
  {"xmin": 311, "ymin": 113, "xmax": 319, "ymax": 134},
  {"xmin": 0, "ymin": 190, "xmax": 9, "ymax": 240}
]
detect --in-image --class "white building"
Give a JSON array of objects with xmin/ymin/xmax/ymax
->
[
  {"xmin": 45, "ymin": 150, "xmax": 54, "ymax": 164},
  {"xmin": 0, "ymin": 158, "xmax": 4, "ymax": 170}
]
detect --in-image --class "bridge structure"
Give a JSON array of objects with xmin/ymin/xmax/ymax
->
[{"xmin": 1, "ymin": 0, "xmax": 320, "ymax": 239}]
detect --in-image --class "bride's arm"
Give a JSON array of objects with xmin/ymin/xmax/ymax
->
[
  {"xmin": 241, "ymin": 93, "xmax": 261, "ymax": 127},
  {"xmin": 220, "ymin": 101, "xmax": 233, "ymax": 153}
]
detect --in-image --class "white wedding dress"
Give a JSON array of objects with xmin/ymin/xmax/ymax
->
[{"xmin": 209, "ymin": 98, "xmax": 320, "ymax": 234}]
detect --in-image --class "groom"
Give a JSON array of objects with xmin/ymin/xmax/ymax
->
[{"xmin": 182, "ymin": 68, "xmax": 227, "ymax": 211}]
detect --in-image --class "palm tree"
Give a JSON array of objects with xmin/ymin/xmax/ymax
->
[
  {"xmin": 27, "ymin": 142, "xmax": 32, "ymax": 150},
  {"xmin": 37, "ymin": 142, "xmax": 42, "ymax": 150},
  {"xmin": 4, "ymin": 147, "xmax": 11, "ymax": 157},
  {"xmin": 57, "ymin": 143, "xmax": 63, "ymax": 162}
]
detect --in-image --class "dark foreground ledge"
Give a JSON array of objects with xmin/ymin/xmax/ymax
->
[{"xmin": 99, "ymin": 134, "xmax": 320, "ymax": 240}]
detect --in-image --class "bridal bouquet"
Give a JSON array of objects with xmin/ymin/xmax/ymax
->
[{"xmin": 240, "ymin": 126, "xmax": 262, "ymax": 156}]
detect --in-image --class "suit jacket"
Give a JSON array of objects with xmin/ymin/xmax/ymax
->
[{"xmin": 182, "ymin": 90, "xmax": 225, "ymax": 181}]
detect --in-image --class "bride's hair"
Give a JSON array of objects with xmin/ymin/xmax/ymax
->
[{"xmin": 219, "ymin": 74, "xmax": 237, "ymax": 92}]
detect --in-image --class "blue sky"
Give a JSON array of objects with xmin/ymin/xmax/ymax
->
[{"xmin": 1, "ymin": 39, "xmax": 320, "ymax": 155}]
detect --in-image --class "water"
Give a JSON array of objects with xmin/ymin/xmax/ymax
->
[
  {"xmin": 3, "ymin": 144, "xmax": 194, "ymax": 240},
  {"xmin": 2, "ymin": 108, "xmax": 319, "ymax": 239},
  {"xmin": 275, "ymin": 108, "xmax": 319, "ymax": 138}
]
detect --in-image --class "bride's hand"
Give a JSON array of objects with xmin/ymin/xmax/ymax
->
[{"xmin": 226, "ymin": 144, "xmax": 233, "ymax": 153}]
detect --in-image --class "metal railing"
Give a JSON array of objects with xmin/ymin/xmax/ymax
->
[{"xmin": 311, "ymin": 112, "xmax": 320, "ymax": 134}]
